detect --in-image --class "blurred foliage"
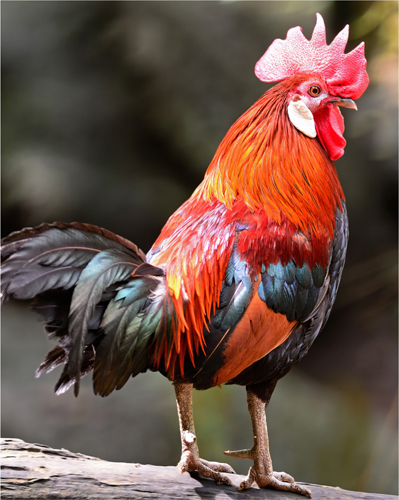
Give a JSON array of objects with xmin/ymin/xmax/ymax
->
[{"xmin": 1, "ymin": 1, "xmax": 397, "ymax": 495}]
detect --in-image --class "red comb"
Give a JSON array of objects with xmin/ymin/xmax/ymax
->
[{"xmin": 255, "ymin": 13, "xmax": 369, "ymax": 100}]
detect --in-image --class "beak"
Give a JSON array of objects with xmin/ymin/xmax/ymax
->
[{"xmin": 327, "ymin": 97, "xmax": 358, "ymax": 111}]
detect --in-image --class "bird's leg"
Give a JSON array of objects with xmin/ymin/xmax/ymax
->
[
  {"xmin": 225, "ymin": 387, "xmax": 312, "ymax": 497},
  {"xmin": 174, "ymin": 381, "xmax": 235, "ymax": 485}
]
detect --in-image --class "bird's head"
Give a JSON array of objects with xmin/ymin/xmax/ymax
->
[{"xmin": 255, "ymin": 14, "xmax": 369, "ymax": 161}]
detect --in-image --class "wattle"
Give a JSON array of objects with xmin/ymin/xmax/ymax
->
[{"xmin": 314, "ymin": 104, "xmax": 346, "ymax": 161}]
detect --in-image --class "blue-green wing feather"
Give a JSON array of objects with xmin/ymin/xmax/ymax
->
[{"xmin": 258, "ymin": 259, "xmax": 328, "ymax": 323}]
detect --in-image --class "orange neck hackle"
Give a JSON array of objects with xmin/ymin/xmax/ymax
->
[{"xmin": 194, "ymin": 75, "xmax": 344, "ymax": 240}]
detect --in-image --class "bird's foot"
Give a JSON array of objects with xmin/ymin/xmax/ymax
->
[
  {"xmin": 239, "ymin": 466, "xmax": 312, "ymax": 497},
  {"xmin": 178, "ymin": 431, "xmax": 235, "ymax": 485},
  {"xmin": 224, "ymin": 448, "xmax": 312, "ymax": 497}
]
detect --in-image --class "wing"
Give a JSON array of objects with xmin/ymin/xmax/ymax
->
[
  {"xmin": 145, "ymin": 196, "xmax": 339, "ymax": 389},
  {"xmin": 228, "ymin": 203, "xmax": 349, "ymax": 388},
  {"xmin": 187, "ymin": 204, "xmax": 339, "ymax": 390}
]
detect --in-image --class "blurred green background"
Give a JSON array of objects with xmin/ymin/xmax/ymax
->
[{"xmin": 1, "ymin": 1, "xmax": 397, "ymax": 495}]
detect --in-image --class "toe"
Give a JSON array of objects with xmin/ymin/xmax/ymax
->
[
  {"xmin": 197, "ymin": 461, "xmax": 232, "ymax": 485},
  {"xmin": 200, "ymin": 459, "xmax": 235, "ymax": 474},
  {"xmin": 178, "ymin": 452, "xmax": 234, "ymax": 486},
  {"xmin": 273, "ymin": 471, "xmax": 295, "ymax": 483},
  {"xmin": 264, "ymin": 475, "xmax": 312, "ymax": 497},
  {"xmin": 238, "ymin": 466, "xmax": 257, "ymax": 491},
  {"xmin": 241, "ymin": 467, "xmax": 312, "ymax": 497}
]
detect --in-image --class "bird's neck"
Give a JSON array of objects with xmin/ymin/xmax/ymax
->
[{"xmin": 194, "ymin": 78, "xmax": 344, "ymax": 240}]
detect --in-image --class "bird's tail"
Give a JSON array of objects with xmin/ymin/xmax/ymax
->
[{"xmin": 1, "ymin": 222, "xmax": 176, "ymax": 397}]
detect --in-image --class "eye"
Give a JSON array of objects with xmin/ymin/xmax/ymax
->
[{"xmin": 309, "ymin": 85, "xmax": 321, "ymax": 97}]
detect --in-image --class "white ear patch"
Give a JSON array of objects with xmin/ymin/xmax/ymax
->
[{"xmin": 287, "ymin": 99, "xmax": 317, "ymax": 138}]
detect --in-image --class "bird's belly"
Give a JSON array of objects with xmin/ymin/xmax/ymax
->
[{"xmin": 213, "ymin": 289, "xmax": 297, "ymax": 386}]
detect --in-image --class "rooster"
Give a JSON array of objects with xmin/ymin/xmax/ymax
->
[{"xmin": 1, "ymin": 14, "xmax": 368, "ymax": 497}]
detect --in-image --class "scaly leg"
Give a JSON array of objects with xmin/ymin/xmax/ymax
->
[
  {"xmin": 174, "ymin": 381, "xmax": 235, "ymax": 485},
  {"xmin": 225, "ymin": 387, "xmax": 312, "ymax": 497}
]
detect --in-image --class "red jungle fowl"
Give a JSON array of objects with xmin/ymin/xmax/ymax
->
[{"xmin": 1, "ymin": 14, "xmax": 368, "ymax": 497}]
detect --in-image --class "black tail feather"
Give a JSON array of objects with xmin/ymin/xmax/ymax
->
[
  {"xmin": 67, "ymin": 247, "xmax": 145, "ymax": 395},
  {"xmin": 1, "ymin": 222, "xmax": 150, "ymax": 395}
]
